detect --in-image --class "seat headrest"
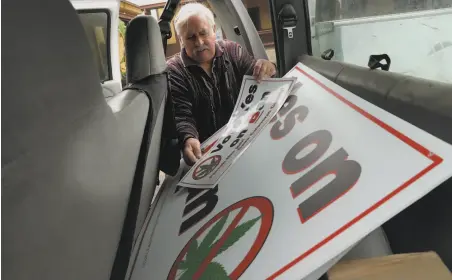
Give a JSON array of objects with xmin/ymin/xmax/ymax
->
[
  {"xmin": 126, "ymin": 15, "xmax": 167, "ymax": 83},
  {"xmin": 2, "ymin": 0, "xmax": 105, "ymax": 166}
]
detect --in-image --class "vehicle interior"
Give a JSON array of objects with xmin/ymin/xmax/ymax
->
[{"xmin": 3, "ymin": 0, "xmax": 452, "ymax": 279}]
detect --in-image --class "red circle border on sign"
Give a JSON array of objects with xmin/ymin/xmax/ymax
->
[{"xmin": 167, "ymin": 196, "xmax": 274, "ymax": 280}]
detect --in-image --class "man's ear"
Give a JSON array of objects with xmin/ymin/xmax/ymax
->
[{"xmin": 178, "ymin": 36, "xmax": 184, "ymax": 48}]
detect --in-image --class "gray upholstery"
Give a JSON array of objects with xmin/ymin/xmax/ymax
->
[
  {"xmin": 123, "ymin": 15, "xmax": 168, "ymax": 247},
  {"xmin": 2, "ymin": 0, "xmax": 149, "ymax": 279},
  {"xmin": 299, "ymin": 55, "xmax": 452, "ymax": 124},
  {"xmin": 137, "ymin": 95, "xmax": 166, "ymax": 236},
  {"xmin": 126, "ymin": 15, "xmax": 167, "ymax": 83},
  {"xmin": 299, "ymin": 55, "xmax": 452, "ymax": 268}
]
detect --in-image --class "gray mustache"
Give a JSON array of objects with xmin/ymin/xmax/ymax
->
[{"xmin": 195, "ymin": 46, "xmax": 208, "ymax": 52}]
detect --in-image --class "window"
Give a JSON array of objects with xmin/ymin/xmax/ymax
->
[
  {"xmin": 248, "ymin": 7, "xmax": 262, "ymax": 30},
  {"xmin": 148, "ymin": 0, "xmax": 276, "ymax": 64},
  {"xmin": 313, "ymin": 0, "xmax": 452, "ymax": 22},
  {"xmin": 309, "ymin": 0, "xmax": 452, "ymax": 84},
  {"xmin": 78, "ymin": 11, "xmax": 111, "ymax": 82},
  {"xmin": 119, "ymin": 19, "xmax": 127, "ymax": 84},
  {"xmin": 242, "ymin": 0, "xmax": 276, "ymax": 64}
]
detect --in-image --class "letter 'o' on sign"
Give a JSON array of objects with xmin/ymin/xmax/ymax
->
[
  {"xmin": 282, "ymin": 130, "xmax": 332, "ymax": 175},
  {"xmin": 292, "ymin": 148, "xmax": 362, "ymax": 222}
]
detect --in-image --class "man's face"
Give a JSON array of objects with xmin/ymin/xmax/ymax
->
[{"xmin": 179, "ymin": 15, "xmax": 216, "ymax": 64}]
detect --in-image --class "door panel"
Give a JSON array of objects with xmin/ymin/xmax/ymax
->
[{"xmin": 208, "ymin": 0, "xmax": 269, "ymax": 60}]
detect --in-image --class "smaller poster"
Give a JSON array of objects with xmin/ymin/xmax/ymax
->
[{"xmin": 179, "ymin": 76, "xmax": 297, "ymax": 188}]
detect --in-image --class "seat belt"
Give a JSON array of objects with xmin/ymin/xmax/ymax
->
[
  {"xmin": 158, "ymin": 20, "xmax": 171, "ymax": 56},
  {"xmin": 158, "ymin": 0, "xmax": 180, "ymax": 56},
  {"xmin": 155, "ymin": 0, "xmax": 182, "ymax": 176},
  {"xmin": 278, "ymin": 3, "xmax": 298, "ymax": 75}
]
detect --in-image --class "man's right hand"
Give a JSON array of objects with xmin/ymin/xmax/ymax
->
[{"xmin": 183, "ymin": 137, "xmax": 202, "ymax": 166}]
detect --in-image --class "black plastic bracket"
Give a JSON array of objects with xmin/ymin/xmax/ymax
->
[
  {"xmin": 368, "ymin": 54, "xmax": 391, "ymax": 71},
  {"xmin": 321, "ymin": 49, "xmax": 335, "ymax": 60}
]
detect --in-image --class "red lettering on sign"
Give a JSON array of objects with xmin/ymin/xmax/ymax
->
[
  {"xmin": 202, "ymin": 139, "xmax": 218, "ymax": 154},
  {"xmin": 250, "ymin": 112, "xmax": 260, "ymax": 123}
]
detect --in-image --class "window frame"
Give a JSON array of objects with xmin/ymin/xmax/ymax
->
[
  {"xmin": 314, "ymin": 0, "xmax": 452, "ymax": 23},
  {"xmin": 77, "ymin": 9, "xmax": 113, "ymax": 82}
]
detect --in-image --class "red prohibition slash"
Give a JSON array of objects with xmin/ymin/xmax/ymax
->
[
  {"xmin": 192, "ymin": 155, "xmax": 222, "ymax": 180},
  {"xmin": 167, "ymin": 196, "xmax": 274, "ymax": 280},
  {"xmin": 202, "ymin": 139, "xmax": 218, "ymax": 154},
  {"xmin": 265, "ymin": 66, "xmax": 443, "ymax": 279}
]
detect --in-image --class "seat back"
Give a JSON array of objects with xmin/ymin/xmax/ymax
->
[
  {"xmin": 125, "ymin": 14, "xmax": 168, "ymax": 239},
  {"xmin": 299, "ymin": 55, "xmax": 452, "ymax": 269},
  {"xmin": 2, "ymin": 0, "xmax": 150, "ymax": 279},
  {"xmin": 109, "ymin": 16, "xmax": 169, "ymax": 278}
]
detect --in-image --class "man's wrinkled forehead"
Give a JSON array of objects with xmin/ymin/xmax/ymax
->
[{"xmin": 180, "ymin": 15, "xmax": 212, "ymax": 35}]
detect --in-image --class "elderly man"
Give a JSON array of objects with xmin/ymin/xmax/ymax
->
[{"xmin": 168, "ymin": 2, "xmax": 276, "ymax": 166}]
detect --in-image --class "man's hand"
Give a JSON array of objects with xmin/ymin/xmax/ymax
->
[
  {"xmin": 183, "ymin": 137, "xmax": 202, "ymax": 166},
  {"xmin": 253, "ymin": 59, "xmax": 277, "ymax": 83}
]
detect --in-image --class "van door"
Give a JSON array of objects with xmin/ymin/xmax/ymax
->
[{"xmin": 71, "ymin": 0, "xmax": 122, "ymax": 99}]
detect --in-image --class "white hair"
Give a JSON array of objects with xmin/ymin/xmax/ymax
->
[{"xmin": 174, "ymin": 3, "xmax": 215, "ymax": 36}]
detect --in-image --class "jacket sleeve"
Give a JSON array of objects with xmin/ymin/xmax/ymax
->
[
  {"xmin": 230, "ymin": 41, "xmax": 257, "ymax": 76},
  {"xmin": 168, "ymin": 66, "xmax": 199, "ymax": 145},
  {"xmin": 228, "ymin": 41, "xmax": 278, "ymax": 78}
]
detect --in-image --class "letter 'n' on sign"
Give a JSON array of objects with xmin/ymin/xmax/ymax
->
[{"xmin": 291, "ymin": 148, "xmax": 361, "ymax": 223}]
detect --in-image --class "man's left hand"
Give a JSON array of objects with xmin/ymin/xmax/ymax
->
[{"xmin": 253, "ymin": 59, "xmax": 277, "ymax": 83}]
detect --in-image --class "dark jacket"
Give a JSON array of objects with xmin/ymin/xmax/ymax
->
[{"xmin": 167, "ymin": 40, "xmax": 256, "ymax": 144}]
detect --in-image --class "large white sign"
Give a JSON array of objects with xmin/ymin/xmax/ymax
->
[
  {"xmin": 179, "ymin": 76, "xmax": 296, "ymax": 189},
  {"xmin": 128, "ymin": 63, "xmax": 452, "ymax": 280}
]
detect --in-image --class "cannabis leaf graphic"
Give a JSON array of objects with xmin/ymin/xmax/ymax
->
[
  {"xmin": 198, "ymin": 212, "xmax": 229, "ymax": 258},
  {"xmin": 176, "ymin": 212, "xmax": 261, "ymax": 279},
  {"xmin": 212, "ymin": 216, "xmax": 261, "ymax": 257},
  {"xmin": 199, "ymin": 262, "xmax": 229, "ymax": 280}
]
